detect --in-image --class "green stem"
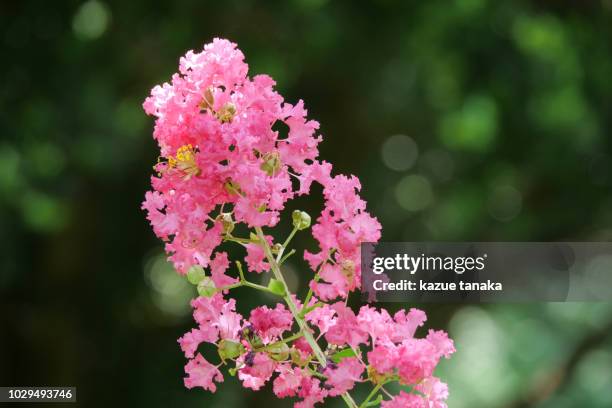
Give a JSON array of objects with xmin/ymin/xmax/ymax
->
[
  {"xmin": 242, "ymin": 280, "xmax": 277, "ymax": 294},
  {"xmin": 255, "ymin": 226, "xmax": 358, "ymax": 408},
  {"xmin": 279, "ymin": 248, "xmax": 296, "ymax": 264},
  {"xmin": 236, "ymin": 261, "xmax": 246, "ymax": 281},
  {"xmin": 215, "ymin": 261, "xmax": 279, "ymax": 295},
  {"xmin": 276, "ymin": 226, "xmax": 299, "ymax": 263},
  {"xmin": 302, "ymin": 273, "xmax": 319, "ymax": 309},
  {"xmin": 223, "ymin": 235, "xmax": 252, "ymax": 245},
  {"xmin": 217, "ymin": 282, "xmax": 242, "ymax": 291},
  {"xmin": 359, "ymin": 383, "xmax": 383, "ymax": 408},
  {"xmin": 257, "ymin": 332, "xmax": 304, "ymax": 352}
]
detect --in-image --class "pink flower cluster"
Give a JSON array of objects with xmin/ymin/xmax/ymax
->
[
  {"xmin": 177, "ymin": 294, "xmax": 454, "ymax": 407},
  {"xmin": 143, "ymin": 38, "xmax": 454, "ymax": 408}
]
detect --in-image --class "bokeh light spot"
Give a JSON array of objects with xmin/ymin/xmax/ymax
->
[
  {"xmin": 576, "ymin": 349, "xmax": 612, "ymax": 406},
  {"xmin": 487, "ymin": 185, "xmax": 522, "ymax": 222},
  {"xmin": 144, "ymin": 253, "xmax": 193, "ymax": 317},
  {"xmin": 0, "ymin": 144, "xmax": 22, "ymax": 194},
  {"xmin": 447, "ymin": 307, "xmax": 512, "ymax": 406},
  {"xmin": 512, "ymin": 15, "xmax": 566, "ymax": 61},
  {"xmin": 395, "ymin": 174, "xmax": 433, "ymax": 211},
  {"xmin": 381, "ymin": 134, "xmax": 418, "ymax": 172},
  {"xmin": 27, "ymin": 142, "xmax": 65, "ymax": 180},
  {"xmin": 439, "ymin": 95, "xmax": 498, "ymax": 152},
  {"xmin": 20, "ymin": 191, "xmax": 68, "ymax": 233},
  {"xmin": 72, "ymin": 1, "xmax": 111, "ymax": 40}
]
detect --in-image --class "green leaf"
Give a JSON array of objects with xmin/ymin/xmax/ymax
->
[
  {"xmin": 267, "ymin": 278, "xmax": 286, "ymax": 296},
  {"xmin": 331, "ymin": 348, "xmax": 357, "ymax": 363}
]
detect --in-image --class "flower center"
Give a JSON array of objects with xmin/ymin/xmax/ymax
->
[{"xmin": 168, "ymin": 144, "xmax": 201, "ymax": 180}]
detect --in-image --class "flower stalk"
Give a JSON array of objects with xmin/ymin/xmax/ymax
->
[{"xmin": 256, "ymin": 227, "xmax": 359, "ymax": 408}]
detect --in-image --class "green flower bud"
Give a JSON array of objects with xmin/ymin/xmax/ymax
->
[
  {"xmin": 217, "ymin": 102, "xmax": 236, "ymax": 123},
  {"xmin": 268, "ymin": 343, "xmax": 290, "ymax": 361},
  {"xmin": 260, "ymin": 151, "xmax": 281, "ymax": 176},
  {"xmin": 219, "ymin": 212, "xmax": 235, "ymax": 234},
  {"xmin": 292, "ymin": 210, "xmax": 311, "ymax": 230},
  {"xmin": 218, "ymin": 339, "xmax": 245, "ymax": 361},
  {"xmin": 271, "ymin": 243, "xmax": 283, "ymax": 255},
  {"xmin": 187, "ymin": 265, "xmax": 206, "ymax": 285},
  {"xmin": 267, "ymin": 278, "xmax": 286, "ymax": 296},
  {"xmin": 197, "ymin": 276, "xmax": 216, "ymax": 297}
]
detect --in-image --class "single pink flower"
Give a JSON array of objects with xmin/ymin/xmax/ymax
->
[
  {"xmin": 367, "ymin": 343, "xmax": 398, "ymax": 375},
  {"xmin": 249, "ymin": 303, "xmax": 293, "ymax": 342},
  {"xmin": 273, "ymin": 366, "xmax": 304, "ymax": 398},
  {"xmin": 325, "ymin": 303, "xmax": 368, "ymax": 348},
  {"xmin": 210, "ymin": 251, "xmax": 238, "ymax": 289},
  {"xmin": 184, "ymin": 353, "xmax": 224, "ymax": 392},
  {"xmin": 238, "ymin": 352, "xmax": 276, "ymax": 390},
  {"xmin": 323, "ymin": 357, "xmax": 364, "ymax": 397},
  {"xmin": 178, "ymin": 328, "xmax": 211, "ymax": 358}
]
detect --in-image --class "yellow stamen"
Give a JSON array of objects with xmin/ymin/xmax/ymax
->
[{"xmin": 166, "ymin": 144, "xmax": 201, "ymax": 180}]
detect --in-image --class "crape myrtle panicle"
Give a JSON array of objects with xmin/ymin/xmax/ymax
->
[{"xmin": 142, "ymin": 38, "xmax": 454, "ymax": 408}]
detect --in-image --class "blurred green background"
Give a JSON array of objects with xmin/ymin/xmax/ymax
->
[{"xmin": 2, "ymin": 0, "xmax": 612, "ymax": 407}]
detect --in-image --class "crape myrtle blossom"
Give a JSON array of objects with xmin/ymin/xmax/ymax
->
[{"xmin": 143, "ymin": 38, "xmax": 454, "ymax": 408}]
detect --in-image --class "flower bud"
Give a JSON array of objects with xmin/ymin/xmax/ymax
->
[
  {"xmin": 197, "ymin": 276, "xmax": 216, "ymax": 297},
  {"xmin": 267, "ymin": 278, "xmax": 286, "ymax": 296},
  {"xmin": 292, "ymin": 210, "xmax": 311, "ymax": 230},
  {"xmin": 218, "ymin": 339, "xmax": 245, "ymax": 361},
  {"xmin": 268, "ymin": 343, "xmax": 290, "ymax": 361},
  {"xmin": 219, "ymin": 212, "xmax": 235, "ymax": 234},
  {"xmin": 260, "ymin": 151, "xmax": 281, "ymax": 176},
  {"xmin": 187, "ymin": 265, "xmax": 206, "ymax": 285},
  {"xmin": 199, "ymin": 87, "xmax": 214, "ymax": 111},
  {"xmin": 217, "ymin": 102, "xmax": 236, "ymax": 123}
]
